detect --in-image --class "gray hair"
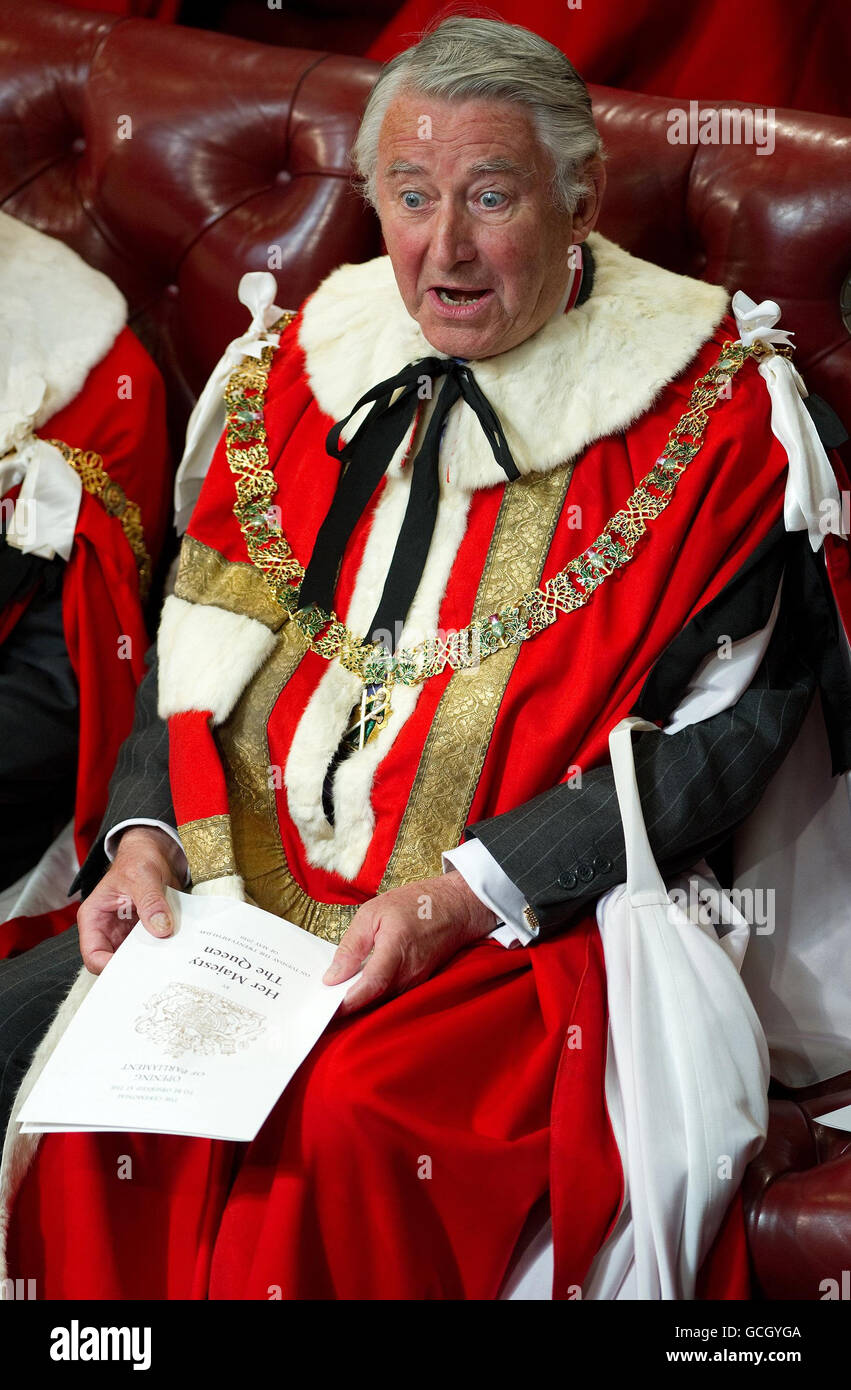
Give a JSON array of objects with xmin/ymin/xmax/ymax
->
[{"xmin": 352, "ymin": 16, "xmax": 603, "ymax": 216}]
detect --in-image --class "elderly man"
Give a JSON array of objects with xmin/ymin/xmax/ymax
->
[{"xmin": 1, "ymin": 17, "xmax": 846, "ymax": 1301}]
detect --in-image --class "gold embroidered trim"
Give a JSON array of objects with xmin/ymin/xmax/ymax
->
[
  {"xmin": 215, "ymin": 621, "xmax": 357, "ymax": 945},
  {"xmin": 175, "ymin": 534, "xmax": 287, "ymax": 630},
  {"xmin": 380, "ymin": 462, "xmax": 574, "ymax": 887},
  {"xmin": 181, "ymin": 813, "xmax": 237, "ymax": 884},
  {"xmin": 255, "ymin": 879, "xmax": 355, "ymax": 946},
  {"xmin": 207, "ymin": 468, "xmax": 574, "ymax": 923},
  {"xmin": 47, "ymin": 439, "xmax": 152, "ymax": 598},
  {"xmin": 189, "ymin": 320, "xmax": 770, "ymax": 927},
  {"xmin": 223, "ymin": 324, "xmax": 762, "ymax": 697}
]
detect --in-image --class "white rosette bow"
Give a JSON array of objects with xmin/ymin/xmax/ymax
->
[
  {"xmin": 0, "ymin": 437, "xmax": 82, "ymax": 563},
  {"xmin": 732, "ymin": 290, "xmax": 845, "ymax": 550},
  {"xmin": 0, "ymin": 331, "xmax": 82, "ymax": 562}
]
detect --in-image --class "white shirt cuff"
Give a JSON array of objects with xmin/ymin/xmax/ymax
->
[
  {"xmin": 105, "ymin": 818, "xmax": 190, "ymax": 886},
  {"xmin": 443, "ymin": 838, "xmax": 539, "ymax": 948}
]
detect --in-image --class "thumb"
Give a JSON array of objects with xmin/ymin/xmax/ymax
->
[
  {"xmin": 323, "ymin": 911, "xmax": 376, "ymax": 984},
  {"xmin": 136, "ymin": 882, "xmax": 175, "ymax": 939}
]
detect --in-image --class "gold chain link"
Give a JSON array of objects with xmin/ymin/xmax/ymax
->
[{"xmin": 226, "ymin": 317, "xmax": 763, "ymax": 695}]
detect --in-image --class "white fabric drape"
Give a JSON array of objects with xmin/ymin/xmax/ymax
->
[
  {"xmin": 731, "ymin": 292, "xmax": 845, "ymax": 550},
  {"xmin": 0, "ymin": 438, "xmax": 81, "ymax": 562},
  {"xmin": 0, "ymin": 820, "xmax": 79, "ymax": 927},
  {"xmin": 172, "ymin": 272, "xmax": 284, "ymax": 534},
  {"xmin": 737, "ymin": 698, "xmax": 851, "ymax": 1088},
  {"xmin": 501, "ymin": 721, "xmax": 771, "ymax": 1303},
  {"xmin": 585, "ymin": 718, "xmax": 770, "ymax": 1299}
]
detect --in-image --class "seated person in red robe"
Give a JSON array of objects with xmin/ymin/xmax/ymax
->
[
  {"xmin": 1, "ymin": 17, "xmax": 849, "ymax": 1300},
  {"xmin": 0, "ymin": 213, "xmax": 171, "ymax": 953}
]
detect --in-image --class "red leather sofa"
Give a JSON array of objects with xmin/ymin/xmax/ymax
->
[{"xmin": 1, "ymin": 0, "xmax": 850, "ymax": 1297}]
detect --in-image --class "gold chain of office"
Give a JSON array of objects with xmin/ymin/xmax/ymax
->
[{"xmin": 225, "ymin": 314, "xmax": 778, "ymax": 694}]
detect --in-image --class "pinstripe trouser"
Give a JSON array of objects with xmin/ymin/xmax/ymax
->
[{"xmin": 0, "ymin": 927, "xmax": 81, "ymax": 1139}]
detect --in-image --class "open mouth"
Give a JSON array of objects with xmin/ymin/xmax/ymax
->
[
  {"xmin": 427, "ymin": 286, "xmax": 494, "ymax": 316},
  {"xmin": 434, "ymin": 287, "xmax": 488, "ymax": 305}
]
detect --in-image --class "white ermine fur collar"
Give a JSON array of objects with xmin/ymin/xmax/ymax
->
[
  {"xmin": 298, "ymin": 232, "xmax": 729, "ymax": 493},
  {"xmin": 0, "ymin": 213, "xmax": 127, "ymax": 457}
]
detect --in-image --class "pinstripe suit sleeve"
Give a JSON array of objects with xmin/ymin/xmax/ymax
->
[
  {"xmin": 72, "ymin": 642, "xmax": 173, "ymax": 899},
  {"xmin": 468, "ymin": 564, "xmax": 818, "ymax": 935}
]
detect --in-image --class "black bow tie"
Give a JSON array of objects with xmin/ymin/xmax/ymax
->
[{"xmin": 298, "ymin": 356, "xmax": 520, "ymax": 648}]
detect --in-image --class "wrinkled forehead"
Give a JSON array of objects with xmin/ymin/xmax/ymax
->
[{"xmin": 376, "ymin": 90, "xmax": 549, "ymax": 187}]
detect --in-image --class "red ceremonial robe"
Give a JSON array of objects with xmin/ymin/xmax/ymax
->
[
  {"xmin": 0, "ymin": 326, "xmax": 170, "ymax": 956},
  {"xmin": 6, "ymin": 240, "xmax": 790, "ymax": 1298}
]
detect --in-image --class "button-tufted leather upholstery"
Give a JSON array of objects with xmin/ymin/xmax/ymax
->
[
  {"xmin": 2, "ymin": 2, "xmax": 849, "ymax": 453},
  {"xmin": 591, "ymin": 85, "xmax": 851, "ymax": 447},
  {"xmin": 745, "ymin": 1079, "xmax": 851, "ymax": 1300},
  {"xmin": 1, "ymin": 0, "xmax": 850, "ymax": 1298},
  {"xmin": 0, "ymin": 0, "xmax": 382, "ymax": 441}
]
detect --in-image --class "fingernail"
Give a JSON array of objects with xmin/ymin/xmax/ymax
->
[{"xmin": 150, "ymin": 913, "xmax": 172, "ymax": 937}]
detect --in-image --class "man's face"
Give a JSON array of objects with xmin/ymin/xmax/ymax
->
[{"xmin": 376, "ymin": 90, "xmax": 587, "ymax": 360}]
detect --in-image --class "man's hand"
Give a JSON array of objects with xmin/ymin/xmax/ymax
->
[
  {"xmin": 77, "ymin": 826, "xmax": 186, "ymax": 975},
  {"xmin": 322, "ymin": 869, "xmax": 497, "ymax": 1016}
]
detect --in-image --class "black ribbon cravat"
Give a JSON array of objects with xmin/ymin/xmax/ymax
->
[{"xmin": 298, "ymin": 356, "xmax": 520, "ymax": 648}]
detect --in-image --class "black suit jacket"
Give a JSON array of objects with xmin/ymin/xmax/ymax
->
[
  {"xmin": 469, "ymin": 522, "xmax": 837, "ymax": 929},
  {"xmin": 0, "ymin": 542, "xmax": 78, "ymax": 890},
  {"xmin": 78, "ymin": 527, "xmax": 846, "ymax": 931}
]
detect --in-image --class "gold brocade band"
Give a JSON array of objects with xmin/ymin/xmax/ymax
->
[
  {"xmin": 216, "ymin": 621, "xmax": 358, "ymax": 944},
  {"xmin": 47, "ymin": 438, "xmax": 152, "ymax": 598},
  {"xmin": 180, "ymin": 813, "xmax": 237, "ymax": 884},
  {"xmin": 175, "ymin": 533, "xmax": 287, "ymax": 630},
  {"xmin": 210, "ymin": 462, "xmax": 574, "ymax": 939},
  {"xmin": 380, "ymin": 460, "xmax": 574, "ymax": 888},
  {"xmin": 186, "ymin": 327, "xmax": 770, "ymax": 939}
]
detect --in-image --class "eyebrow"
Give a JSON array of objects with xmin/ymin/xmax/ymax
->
[
  {"xmin": 384, "ymin": 160, "xmax": 427, "ymax": 178},
  {"xmin": 469, "ymin": 157, "xmax": 534, "ymax": 178},
  {"xmin": 384, "ymin": 157, "xmax": 534, "ymax": 180}
]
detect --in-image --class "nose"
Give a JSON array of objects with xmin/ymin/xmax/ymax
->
[{"xmin": 429, "ymin": 198, "xmax": 477, "ymax": 271}]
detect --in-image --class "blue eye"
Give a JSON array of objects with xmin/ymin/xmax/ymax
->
[
  {"xmin": 480, "ymin": 191, "xmax": 506, "ymax": 209},
  {"xmin": 402, "ymin": 191, "xmax": 425, "ymax": 209}
]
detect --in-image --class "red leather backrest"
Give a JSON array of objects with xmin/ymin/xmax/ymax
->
[
  {"xmin": 591, "ymin": 86, "xmax": 851, "ymax": 429},
  {"xmin": 1, "ymin": 0, "xmax": 849, "ymax": 443},
  {"xmin": 0, "ymin": 0, "xmax": 381, "ymax": 438}
]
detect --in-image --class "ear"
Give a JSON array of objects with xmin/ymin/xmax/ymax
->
[{"xmin": 570, "ymin": 157, "xmax": 607, "ymax": 243}]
